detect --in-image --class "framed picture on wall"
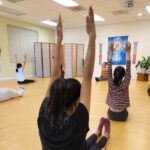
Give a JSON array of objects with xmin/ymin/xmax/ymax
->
[{"xmin": 108, "ymin": 36, "xmax": 128, "ymax": 65}]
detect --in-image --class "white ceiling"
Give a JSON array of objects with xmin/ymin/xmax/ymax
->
[{"xmin": 0, "ymin": 0, "xmax": 150, "ymax": 29}]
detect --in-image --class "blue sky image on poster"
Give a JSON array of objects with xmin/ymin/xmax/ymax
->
[{"xmin": 108, "ymin": 36, "xmax": 128, "ymax": 65}]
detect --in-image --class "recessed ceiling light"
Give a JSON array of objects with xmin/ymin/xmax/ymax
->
[
  {"xmin": 40, "ymin": 20, "xmax": 57, "ymax": 26},
  {"xmin": 84, "ymin": 14, "xmax": 105, "ymax": 22},
  {"xmin": 146, "ymin": 5, "xmax": 150, "ymax": 14},
  {"xmin": 137, "ymin": 13, "xmax": 142, "ymax": 16},
  {"xmin": 94, "ymin": 14, "xmax": 105, "ymax": 22},
  {"xmin": 52, "ymin": 0, "xmax": 79, "ymax": 7},
  {"xmin": 0, "ymin": 1, "xmax": 3, "ymax": 5}
]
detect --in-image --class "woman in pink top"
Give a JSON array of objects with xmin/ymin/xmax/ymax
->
[{"xmin": 106, "ymin": 42, "xmax": 131, "ymax": 121}]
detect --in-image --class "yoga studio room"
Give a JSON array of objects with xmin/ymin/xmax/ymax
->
[{"xmin": 0, "ymin": 0, "xmax": 150, "ymax": 150}]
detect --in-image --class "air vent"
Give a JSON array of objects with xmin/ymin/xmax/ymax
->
[
  {"xmin": 0, "ymin": 6, "xmax": 26, "ymax": 16},
  {"xmin": 112, "ymin": 10, "xmax": 130, "ymax": 15},
  {"xmin": 6, "ymin": 0, "xmax": 25, "ymax": 3},
  {"xmin": 67, "ymin": 6, "xmax": 86, "ymax": 12}
]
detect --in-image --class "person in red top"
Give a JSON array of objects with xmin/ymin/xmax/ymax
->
[{"xmin": 106, "ymin": 42, "xmax": 131, "ymax": 121}]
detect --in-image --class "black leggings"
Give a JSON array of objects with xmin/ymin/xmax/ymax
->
[
  {"xmin": 86, "ymin": 134, "xmax": 108, "ymax": 150},
  {"xmin": 18, "ymin": 79, "xmax": 35, "ymax": 84},
  {"xmin": 108, "ymin": 108, "xmax": 128, "ymax": 121},
  {"xmin": 95, "ymin": 77, "xmax": 107, "ymax": 82}
]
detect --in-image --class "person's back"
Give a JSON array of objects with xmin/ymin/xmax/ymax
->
[
  {"xmin": 16, "ymin": 64, "xmax": 24, "ymax": 82},
  {"xmin": 38, "ymin": 95, "xmax": 89, "ymax": 150},
  {"xmin": 106, "ymin": 42, "xmax": 131, "ymax": 121},
  {"xmin": 106, "ymin": 65, "xmax": 131, "ymax": 110}
]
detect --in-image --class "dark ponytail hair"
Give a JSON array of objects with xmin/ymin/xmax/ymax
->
[
  {"xmin": 45, "ymin": 78, "xmax": 81, "ymax": 132},
  {"xmin": 16, "ymin": 63, "xmax": 22, "ymax": 72},
  {"xmin": 113, "ymin": 66, "xmax": 125, "ymax": 86}
]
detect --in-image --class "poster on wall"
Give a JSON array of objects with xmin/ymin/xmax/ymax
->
[
  {"xmin": 108, "ymin": 36, "xmax": 128, "ymax": 65},
  {"xmin": 99, "ymin": 43, "xmax": 103, "ymax": 64}
]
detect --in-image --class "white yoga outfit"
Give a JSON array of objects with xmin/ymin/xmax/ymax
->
[{"xmin": 16, "ymin": 68, "xmax": 25, "ymax": 82}]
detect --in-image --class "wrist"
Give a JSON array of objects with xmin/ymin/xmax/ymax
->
[
  {"xmin": 89, "ymin": 34, "xmax": 96, "ymax": 39},
  {"xmin": 89, "ymin": 36, "xmax": 96, "ymax": 41},
  {"xmin": 57, "ymin": 39, "xmax": 62, "ymax": 44}
]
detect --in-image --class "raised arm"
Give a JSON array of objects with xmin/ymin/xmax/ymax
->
[
  {"xmin": 126, "ymin": 42, "xmax": 131, "ymax": 61},
  {"xmin": 46, "ymin": 15, "xmax": 62, "ymax": 97},
  {"xmin": 123, "ymin": 42, "xmax": 131, "ymax": 85},
  {"xmin": 22, "ymin": 53, "xmax": 27, "ymax": 70},
  {"xmin": 79, "ymin": 6, "xmax": 96, "ymax": 112},
  {"xmin": 107, "ymin": 43, "xmax": 115, "ymax": 82}
]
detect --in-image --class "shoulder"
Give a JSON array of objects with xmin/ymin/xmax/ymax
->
[
  {"xmin": 72, "ymin": 103, "xmax": 89, "ymax": 132},
  {"xmin": 76, "ymin": 103, "xmax": 88, "ymax": 114},
  {"xmin": 74, "ymin": 103, "xmax": 89, "ymax": 123}
]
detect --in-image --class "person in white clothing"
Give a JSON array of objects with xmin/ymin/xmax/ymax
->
[
  {"xmin": 15, "ymin": 53, "xmax": 35, "ymax": 84},
  {"xmin": 0, "ymin": 88, "xmax": 24, "ymax": 102}
]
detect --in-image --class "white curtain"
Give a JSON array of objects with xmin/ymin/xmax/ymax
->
[{"xmin": 7, "ymin": 25, "xmax": 38, "ymax": 63}]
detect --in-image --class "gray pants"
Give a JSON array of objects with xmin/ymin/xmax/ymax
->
[{"xmin": 108, "ymin": 108, "xmax": 128, "ymax": 121}]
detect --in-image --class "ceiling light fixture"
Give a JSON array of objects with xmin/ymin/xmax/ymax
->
[
  {"xmin": 137, "ymin": 13, "xmax": 142, "ymax": 16},
  {"xmin": 0, "ymin": 1, "xmax": 3, "ymax": 5},
  {"xmin": 146, "ymin": 5, "xmax": 150, "ymax": 14},
  {"xmin": 94, "ymin": 14, "xmax": 105, "ymax": 22},
  {"xmin": 84, "ymin": 14, "xmax": 105, "ymax": 22},
  {"xmin": 52, "ymin": 0, "xmax": 79, "ymax": 7},
  {"xmin": 40, "ymin": 20, "xmax": 57, "ymax": 26}
]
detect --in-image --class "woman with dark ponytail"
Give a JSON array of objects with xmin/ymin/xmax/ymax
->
[
  {"xmin": 38, "ymin": 7, "xmax": 110, "ymax": 150},
  {"xmin": 113, "ymin": 66, "xmax": 125, "ymax": 86},
  {"xmin": 106, "ymin": 42, "xmax": 131, "ymax": 121}
]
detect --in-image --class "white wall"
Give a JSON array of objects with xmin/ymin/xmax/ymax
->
[
  {"xmin": 0, "ymin": 16, "xmax": 54, "ymax": 79},
  {"xmin": 63, "ymin": 20, "xmax": 150, "ymax": 80}
]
